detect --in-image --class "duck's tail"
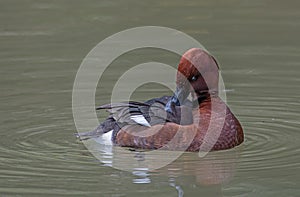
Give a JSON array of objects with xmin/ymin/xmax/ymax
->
[{"xmin": 75, "ymin": 117, "xmax": 116, "ymax": 141}]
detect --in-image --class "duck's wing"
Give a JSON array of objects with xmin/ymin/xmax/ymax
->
[
  {"xmin": 97, "ymin": 96, "xmax": 192, "ymax": 126},
  {"xmin": 97, "ymin": 101, "xmax": 152, "ymax": 127},
  {"xmin": 76, "ymin": 101, "xmax": 154, "ymax": 141},
  {"xmin": 76, "ymin": 96, "xmax": 193, "ymax": 141}
]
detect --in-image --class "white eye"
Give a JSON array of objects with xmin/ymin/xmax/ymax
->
[{"xmin": 191, "ymin": 75, "xmax": 198, "ymax": 81}]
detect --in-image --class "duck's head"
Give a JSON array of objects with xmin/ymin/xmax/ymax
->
[{"xmin": 166, "ymin": 48, "xmax": 219, "ymax": 112}]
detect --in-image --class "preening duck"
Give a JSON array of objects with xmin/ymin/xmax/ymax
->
[{"xmin": 76, "ymin": 48, "xmax": 244, "ymax": 151}]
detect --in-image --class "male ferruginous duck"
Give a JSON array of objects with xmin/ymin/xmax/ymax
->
[{"xmin": 76, "ymin": 48, "xmax": 244, "ymax": 152}]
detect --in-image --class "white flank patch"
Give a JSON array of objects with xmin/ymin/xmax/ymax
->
[
  {"xmin": 100, "ymin": 130, "xmax": 113, "ymax": 145},
  {"xmin": 130, "ymin": 115, "xmax": 151, "ymax": 127}
]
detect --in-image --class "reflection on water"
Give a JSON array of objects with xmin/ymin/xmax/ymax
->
[
  {"xmin": 1, "ymin": 0, "xmax": 300, "ymax": 196},
  {"xmin": 132, "ymin": 168, "xmax": 151, "ymax": 184},
  {"xmin": 86, "ymin": 136, "xmax": 242, "ymax": 196}
]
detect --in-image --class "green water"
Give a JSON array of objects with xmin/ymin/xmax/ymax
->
[{"xmin": 1, "ymin": 0, "xmax": 300, "ymax": 196}]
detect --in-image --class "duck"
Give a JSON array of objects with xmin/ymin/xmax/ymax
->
[{"xmin": 76, "ymin": 48, "xmax": 244, "ymax": 151}]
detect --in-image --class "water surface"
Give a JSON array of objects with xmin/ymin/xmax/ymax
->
[{"xmin": 1, "ymin": 0, "xmax": 300, "ymax": 196}]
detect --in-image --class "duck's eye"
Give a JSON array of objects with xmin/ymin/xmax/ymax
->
[{"xmin": 191, "ymin": 75, "xmax": 198, "ymax": 82}]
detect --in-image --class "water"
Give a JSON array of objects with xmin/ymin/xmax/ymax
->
[{"xmin": 1, "ymin": 0, "xmax": 300, "ymax": 196}]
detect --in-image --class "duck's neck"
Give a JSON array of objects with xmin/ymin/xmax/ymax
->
[{"xmin": 192, "ymin": 91, "xmax": 218, "ymax": 108}]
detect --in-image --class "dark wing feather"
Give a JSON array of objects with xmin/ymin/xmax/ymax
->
[{"xmin": 76, "ymin": 96, "xmax": 193, "ymax": 142}]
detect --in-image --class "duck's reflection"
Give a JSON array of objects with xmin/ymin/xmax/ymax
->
[
  {"xmin": 86, "ymin": 137, "xmax": 241, "ymax": 196},
  {"xmin": 132, "ymin": 168, "xmax": 151, "ymax": 184},
  {"xmin": 169, "ymin": 177, "xmax": 184, "ymax": 197}
]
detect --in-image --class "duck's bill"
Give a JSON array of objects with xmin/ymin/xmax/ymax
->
[{"xmin": 165, "ymin": 87, "xmax": 189, "ymax": 113}]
